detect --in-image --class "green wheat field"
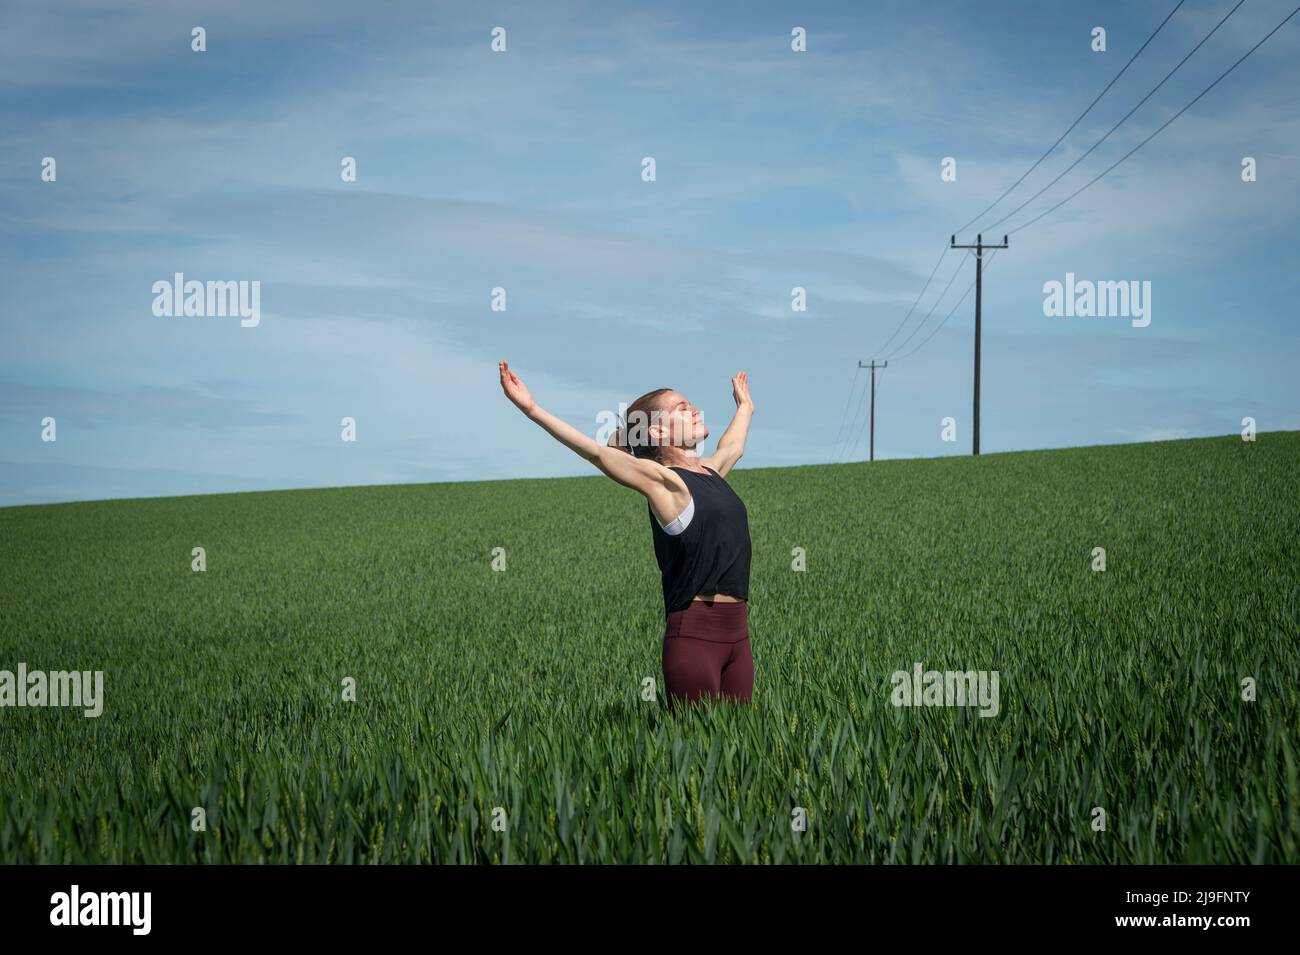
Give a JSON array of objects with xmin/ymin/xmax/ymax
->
[{"xmin": 2, "ymin": 433, "xmax": 1297, "ymax": 863}]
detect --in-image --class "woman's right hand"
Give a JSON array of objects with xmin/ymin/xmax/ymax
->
[{"xmin": 499, "ymin": 361, "xmax": 535, "ymax": 415}]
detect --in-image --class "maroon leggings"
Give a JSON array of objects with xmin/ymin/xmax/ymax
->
[{"xmin": 662, "ymin": 599, "xmax": 753, "ymax": 712}]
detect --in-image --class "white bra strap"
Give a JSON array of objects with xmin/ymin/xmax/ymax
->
[{"xmin": 657, "ymin": 496, "xmax": 695, "ymax": 536}]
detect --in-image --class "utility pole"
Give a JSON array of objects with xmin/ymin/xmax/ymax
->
[
  {"xmin": 949, "ymin": 233, "xmax": 1008, "ymax": 456},
  {"xmin": 857, "ymin": 360, "xmax": 887, "ymax": 461}
]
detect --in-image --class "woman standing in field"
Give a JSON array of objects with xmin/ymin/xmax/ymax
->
[{"xmin": 498, "ymin": 361, "xmax": 755, "ymax": 713}]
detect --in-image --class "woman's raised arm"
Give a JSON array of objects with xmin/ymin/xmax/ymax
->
[
  {"xmin": 498, "ymin": 361, "xmax": 681, "ymax": 501},
  {"xmin": 702, "ymin": 371, "xmax": 754, "ymax": 478}
]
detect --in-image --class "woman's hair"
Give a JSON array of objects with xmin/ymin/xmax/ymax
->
[{"xmin": 609, "ymin": 388, "xmax": 673, "ymax": 463}]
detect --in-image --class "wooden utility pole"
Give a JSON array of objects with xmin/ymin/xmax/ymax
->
[
  {"xmin": 949, "ymin": 233, "xmax": 1008, "ymax": 455},
  {"xmin": 857, "ymin": 360, "xmax": 887, "ymax": 461}
]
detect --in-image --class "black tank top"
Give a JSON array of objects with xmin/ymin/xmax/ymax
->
[{"xmin": 648, "ymin": 466, "xmax": 751, "ymax": 615}]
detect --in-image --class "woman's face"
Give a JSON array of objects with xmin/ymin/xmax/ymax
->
[{"xmin": 656, "ymin": 391, "xmax": 708, "ymax": 449}]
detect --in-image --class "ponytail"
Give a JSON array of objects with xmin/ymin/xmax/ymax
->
[{"xmin": 618, "ymin": 388, "xmax": 674, "ymax": 464}]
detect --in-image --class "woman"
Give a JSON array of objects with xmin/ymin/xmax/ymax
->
[{"xmin": 498, "ymin": 361, "xmax": 755, "ymax": 713}]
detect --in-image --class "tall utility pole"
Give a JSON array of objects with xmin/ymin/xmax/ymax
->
[
  {"xmin": 858, "ymin": 360, "xmax": 887, "ymax": 461},
  {"xmin": 949, "ymin": 233, "xmax": 1008, "ymax": 456}
]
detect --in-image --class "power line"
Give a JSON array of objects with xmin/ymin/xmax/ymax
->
[
  {"xmin": 863, "ymin": 1, "xmax": 1192, "ymax": 377},
  {"xmin": 889, "ymin": 0, "xmax": 1294, "ymax": 366},
  {"xmin": 890, "ymin": 252, "xmax": 1001, "ymax": 363},
  {"xmin": 981, "ymin": 0, "xmax": 1246, "ymax": 236},
  {"xmin": 830, "ymin": 241, "xmax": 972, "ymax": 462},
  {"xmin": 832, "ymin": 242, "xmax": 950, "ymax": 460},
  {"xmin": 954, "ymin": 0, "xmax": 1187, "ymax": 236},
  {"xmin": 836, "ymin": 362, "xmax": 873, "ymax": 462},
  {"xmin": 869, "ymin": 241, "xmax": 951, "ymax": 358},
  {"xmin": 833, "ymin": 244, "xmax": 958, "ymax": 458},
  {"xmin": 1009, "ymin": 2, "xmax": 1300, "ymax": 236},
  {"xmin": 828, "ymin": 362, "xmax": 862, "ymax": 463},
  {"xmin": 832, "ymin": 0, "xmax": 1298, "ymax": 457},
  {"xmin": 880, "ymin": 250, "xmax": 970, "ymax": 360},
  {"xmin": 845, "ymin": 363, "xmax": 887, "ymax": 461}
]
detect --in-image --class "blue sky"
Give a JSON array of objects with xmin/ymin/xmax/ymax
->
[{"xmin": 2, "ymin": 0, "xmax": 1297, "ymax": 506}]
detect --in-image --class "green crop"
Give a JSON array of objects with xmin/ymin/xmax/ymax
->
[{"xmin": 1, "ymin": 433, "xmax": 1296, "ymax": 863}]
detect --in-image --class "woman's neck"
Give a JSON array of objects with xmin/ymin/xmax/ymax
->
[{"xmin": 662, "ymin": 449, "xmax": 707, "ymax": 472}]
